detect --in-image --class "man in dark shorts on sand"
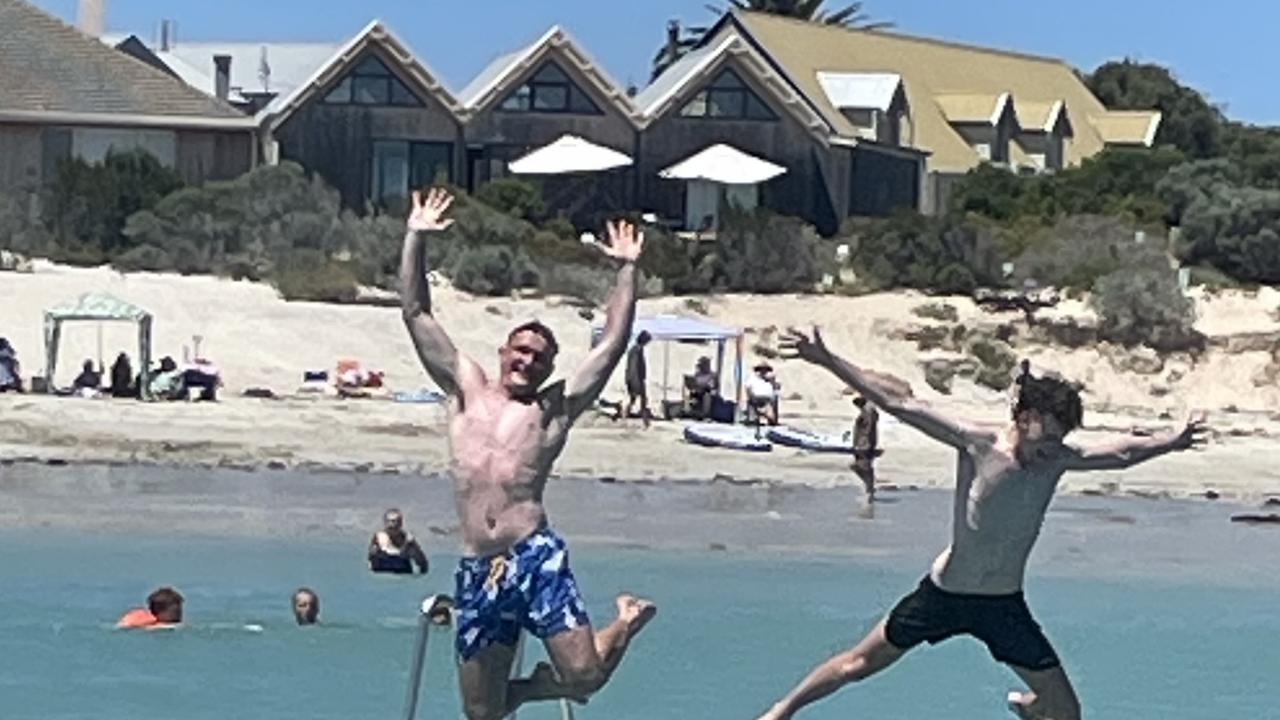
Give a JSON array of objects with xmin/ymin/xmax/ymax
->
[
  {"xmin": 400, "ymin": 189, "xmax": 656, "ymax": 720},
  {"xmin": 757, "ymin": 329, "xmax": 1207, "ymax": 720},
  {"xmin": 850, "ymin": 395, "xmax": 880, "ymax": 508},
  {"xmin": 624, "ymin": 330, "xmax": 651, "ymax": 427}
]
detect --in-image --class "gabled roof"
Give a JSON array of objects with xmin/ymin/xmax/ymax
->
[
  {"xmin": 267, "ymin": 19, "xmax": 462, "ymax": 129},
  {"xmin": 1090, "ymin": 110, "xmax": 1162, "ymax": 147},
  {"xmin": 0, "ymin": 0, "xmax": 249, "ymax": 126},
  {"xmin": 1016, "ymin": 99, "xmax": 1071, "ymax": 134},
  {"xmin": 457, "ymin": 25, "xmax": 638, "ymax": 122},
  {"xmin": 729, "ymin": 11, "xmax": 1161, "ymax": 172},
  {"xmin": 634, "ymin": 30, "xmax": 832, "ymax": 142},
  {"xmin": 935, "ymin": 92, "xmax": 1014, "ymax": 125},
  {"xmin": 815, "ymin": 72, "xmax": 903, "ymax": 112}
]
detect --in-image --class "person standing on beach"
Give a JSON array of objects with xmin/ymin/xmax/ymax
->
[
  {"xmin": 399, "ymin": 188, "xmax": 656, "ymax": 720},
  {"xmin": 757, "ymin": 330, "xmax": 1206, "ymax": 720},
  {"xmin": 851, "ymin": 396, "xmax": 880, "ymax": 508},
  {"xmin": 624, "ymin": 331, "xmax": 652, "ymax": 427}
]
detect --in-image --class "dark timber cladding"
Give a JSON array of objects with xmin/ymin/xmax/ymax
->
[
  {"xmin": 273, "ymin": 47, "xmax": 463, "ymax": 210},
  {"xmin": 637, "ymin": 59, "xmax": 840, "ymax": 235}
]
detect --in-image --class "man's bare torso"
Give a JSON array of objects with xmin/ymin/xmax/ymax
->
[
  {"xmin": 930, "ymin": 436, "xmax": 1067, "ymax": 595},
  {"xmin": 448, "ymin": 381, "xmax": 571, "ymax": 557}
]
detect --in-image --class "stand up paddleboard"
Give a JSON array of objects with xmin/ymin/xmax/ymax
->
[
  {"xmin": 683, "ymin": 423, "xmax": 772, "ymax": 452},
  {"xmin": 766, "ymin": 426, "xmax": 854, "ymax": 453}
]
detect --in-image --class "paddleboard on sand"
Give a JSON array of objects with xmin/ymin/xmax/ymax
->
[
  {"xmin": 767, "ymin": 426, "xmax": 853, "ymax": 453},
  {"xmin": 683, "ymin": 423, "xmax": 772, "ymax": 452}
]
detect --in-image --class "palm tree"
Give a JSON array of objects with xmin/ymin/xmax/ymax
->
[
  {"xmin": 710, "ymin": 0, "xmax": 892, "ymax": 29},
  {"xmin": 651, "ymin": 2, "xmax": 890, "ymax": 81}
]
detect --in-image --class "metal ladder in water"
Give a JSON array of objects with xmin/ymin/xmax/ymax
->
[{"xmin": 403, "ymin": 594, "xmax": 576, "ymax": 720}]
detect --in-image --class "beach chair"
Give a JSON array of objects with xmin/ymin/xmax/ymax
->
[{"xmin": 403, "ymin": 594, "xmax": 575, "ymax": 720}]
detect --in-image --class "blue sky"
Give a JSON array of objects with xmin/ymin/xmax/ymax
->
[{"xmin": 32, "ymin": 0, "xmax": 1278, "ymax": 124}]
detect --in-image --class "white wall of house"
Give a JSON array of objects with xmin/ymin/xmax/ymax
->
[{"xmin": 71, "ymin": 127, "xmax": 177, "ymax": 166}]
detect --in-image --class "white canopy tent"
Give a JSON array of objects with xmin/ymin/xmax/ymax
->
[
  {"xmin": 43, "ymin": 292, "xmax": 153, "ymax": 398},
  {"xmin": 508, "ymin": 134, "xmax": 633, "ymax": 175},
  {"xmin": 591, "ymin": 314, "xmax": 745, "ymax": 422},
  {"xmin": 659, "ymin": 144, "xmax": 788, "ymax": 232}
]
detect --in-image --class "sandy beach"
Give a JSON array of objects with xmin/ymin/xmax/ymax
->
[{"xmin": 2, "ymin": 263, "xmax": 1280, "ymax": 502}]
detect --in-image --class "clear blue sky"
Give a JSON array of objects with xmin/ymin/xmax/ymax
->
[{"xmin": 32, "ymin": 0, "xmax": 1278, "ymax": 124}]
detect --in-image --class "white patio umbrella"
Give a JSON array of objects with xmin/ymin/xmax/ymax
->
[
  {"xmin": 508, "ymin": 134, "xmax": 633, "ymax": 175},
  {"xmin": 659, "ymin": 144, "xmax": 787, "ymax": 184}
]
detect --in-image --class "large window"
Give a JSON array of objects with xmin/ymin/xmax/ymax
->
[
  {"xmin": 372, "ymin": 141, "xmax": 453, "ymax": 203},
  {"xmin": 680, "ymin": 69, "xmax": 776, "ymax": 120},
  {"xmin": 498, "ymin": 62, "xmax": 601, "ymax": 114},
  {"xmin": 324, "ymin": 54, "xmax": 423, "ymax": 107}
]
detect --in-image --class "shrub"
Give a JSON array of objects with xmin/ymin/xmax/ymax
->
[
  {"xmin": 1011, "ymin": 215, "xmax": 1157, "ymax": 290},
  {"xmin": 711, "ymin": 207, "xmax": 821, "ymax": 293},
  {"xmin": 45, "ymin": 149, "xmax": 183, "ymax": 255},
  {"xmin": 272, "ymin": 251, "xmax": 360, "ymax": 303},
  {"xmin": 1090, "ymin": 256, "xmax": 1201, "ymax": 352},
  {"xmin": 474, "ymin": 177, "xmax": 546, "ymax": 221},
  {"xmin": 912, "ymin": 302, "xmax": 959, "ymax": 322},
  {"xmin": 449, "ymin": 245, "xmax": 541, "ymax": 296},
  {"xmin": 0, "ymin": 192, "xmax": 53, "ymax": 256},
  {"xmin": 843, "ymin": 213, "xmax": 1004, "ymax": 293},
  {"xmin": 967, "ymin": 336, "xmax": 1019, "ymax": 391},
  {"xmin": 538, "ymin": 262, "xmax": 616, "ymax": 305}
]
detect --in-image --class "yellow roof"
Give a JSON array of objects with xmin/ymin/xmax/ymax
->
[
  {"xmin": 734, "ymin": 12, "xmax": 1156, "ymax": 172},
  {"xmin": 935, "ymin": 93, "xmax": 1011, "ymax": 125},
  {"xmin": 1091, "ymin": 110, "xmax": 1162, "ymax": 146},
  {"xmin": 1015, "ymin": 100, "xmax": 1067, "ymax": 133}
]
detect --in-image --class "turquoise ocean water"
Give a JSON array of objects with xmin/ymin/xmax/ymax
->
[{"xmin": 0, "ymin": 524, "xmax": 1276, "ymax": 719}]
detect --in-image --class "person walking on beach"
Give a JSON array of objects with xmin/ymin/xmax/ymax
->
[
  {"xmin": 756, "ymin": 329, "xmax": 1206, "ymax": 720},
  {"xmin": 624, "ymin": 330, "xmax": 652, "ymax": 427},
  {"xmin": 851, "ymin": 396, "xmax": 880, "ymax": 509},
  {"xmin": 368, "ymin": 508, "xmax": 429, "ymax": 575},
  {"xmin": 399, "ymin": 188, "xmax": 656, "ymax": 720}
]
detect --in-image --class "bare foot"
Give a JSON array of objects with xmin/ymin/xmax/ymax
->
[
  {"xmin": 1007, "ymin": 690, "xmax": 1034, "ymax": 718},
  {"xmin": 616, "ymin": 594, "xmax": 657, "ymax": 635}
]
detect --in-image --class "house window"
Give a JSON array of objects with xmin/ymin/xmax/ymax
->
[
  {"xmin": 324, "ymin": 54, "xmax": 423, "ymax": 107},
  {"xmin": 679, "ymin": 69, "xmax": 777, "ymax": 120},
  {"xmin": 498, "ymin": 62, "xmax": 602, "ymax": 114},
  {"xmin": 372, "ymin": 141, "xmax": 453, "ymax": 203}
]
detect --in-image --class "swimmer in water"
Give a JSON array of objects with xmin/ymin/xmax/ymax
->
[
  {"xmin": 117, "ymin": 586, "xmax": 184, "ymax": 629},
  {"xmin": 756, "ymin": 334, "xmax": 1207, "ymax": 720},
  {"xmin": 368, "ymin": 508, "xmax": 429, "ymax": 575},
  {"xmin": 399, "ymin": 189, "xmax": 656, "ymax": 720},
  {"xmin": 292, "ymin": 588, "xmax": 319, "ymax": 626}
]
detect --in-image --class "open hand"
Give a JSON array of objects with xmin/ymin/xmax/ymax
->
[
  {"xmin": 408, "ymin": 188, "xmax": 455, "ymax": 232},
  {"xmin": 779, "ymin": 326, "xmax": 831, "ymax": 365},
  {"xmin": 1172, "ymin": 411, "xmax": 1208, "ymax": 450},
  {"xmin": 593, "ymin": 219, "xmax": 644, "ymax": 263}
]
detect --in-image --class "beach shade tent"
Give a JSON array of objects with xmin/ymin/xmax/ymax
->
[
  {"xmin": 591, "ymin": 314, "xmax": 745, "ymax": 422},
  {"xmin": 508, "ymin": 134, "xmax": 634, "ymax": 175},
  {"xmin": 658, "ymin": 143, "xmax": 788, "ymax": 232},
  {"xmin": 43, "ymin": 292, "xmax": 153, "ymax": 398}
]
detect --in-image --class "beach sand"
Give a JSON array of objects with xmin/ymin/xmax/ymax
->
[{"xmin": 2, "ymin": 263, "xmax": 1280, "ymax": 501}]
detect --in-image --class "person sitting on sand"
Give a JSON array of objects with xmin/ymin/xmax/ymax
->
[
  {"xmin": 368, "ymin": 509, "xmax": 429, "ymax": 575},
  {"xmin": 746, "ymin": 362, "xmax": 780, "ymax": 426},
  {"xmin": 756, "ymin": 333, "xmax": 1207, "ymax": 720},
  {"xmin": 0, "ymin": 338, "xmax": 22, "ymax": 393},
  {"xmin": 149, "ymin": 357, "xmax": 185, "ymax": 400},
  {"xmin": 72, "ymin": 359, "xmax": 101, "ymax": 396},
  {"xmin": 117, "ymin": 586, "xmax": 184, "ymax": 629},
  {"xmin": 400, "ymin": 188, "xmax": 656, "ymax": 720},
  {"xmin": 292, "ymin": 588, "xmax": 320, "ymax": 625},
  {"xmin": 687, "ymin": 356, "xmax": 718, "ymax": 419},
  {"xmin": 109, "ymin": 353, "xmax": 134, "ymax": 398}
]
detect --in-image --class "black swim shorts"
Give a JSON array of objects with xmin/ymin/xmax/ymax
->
[{"xmin": 884, "ymin": 576, "xmax": 1061, "ymax": 671}]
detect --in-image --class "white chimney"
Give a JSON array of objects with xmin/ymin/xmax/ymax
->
[{"xmin": 77, "ymin": 0, "xmax": 105, "ymax": 38}]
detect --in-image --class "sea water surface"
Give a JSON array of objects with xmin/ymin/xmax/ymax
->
[{"xmin": 0, "ymin": 466, "xmax": 1277, "ymax": 719}]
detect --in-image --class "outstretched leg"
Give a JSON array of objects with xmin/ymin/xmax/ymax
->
[
  {"xmin": 457, "ymin": 643, "xmax": 518, "ymax": 720},
  {"xmin": 1007, "ymin": 665, "xmax": 1081, "ymax": 720},
  {"xmin": 507, "ymin": 594, "xmax": 657, "ymax": 712},
  {"xmin": 757, "ymin": 619, "xmax": 906, "ymax": 720}
]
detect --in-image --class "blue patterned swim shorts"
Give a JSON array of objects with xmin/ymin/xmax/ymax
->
[{"xmin": 454, "ymin": 526, "xmax": 590, "ymax": 661}]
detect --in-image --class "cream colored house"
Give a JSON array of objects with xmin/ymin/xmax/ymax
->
[{"xmin": 708, "ymin": 11, "xmax": 1163, "ymax": 213}]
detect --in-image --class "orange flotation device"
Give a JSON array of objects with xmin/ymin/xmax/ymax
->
[{"xmin": 116, "ymin": 608, "xmax": 158, "ymax": 629}]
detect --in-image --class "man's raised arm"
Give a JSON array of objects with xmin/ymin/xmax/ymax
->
[
  {"xmin": 563, "ymin": 220, "xmax": 644, "ymax": 419},
  {"xmin": 1065, "ymin": 413, "xmax": 1207, "ymax": 471},
  {"xmin": 400, "ymin": 189, "xmax": 469, "ymax": 396},
  {"xmin": 780, "ymin": 328, "xmax": 987, "ymax": 449}
]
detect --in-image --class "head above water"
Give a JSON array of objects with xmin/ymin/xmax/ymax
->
[
  {"xmin": 499, "ymin": 321, "xmax": 559, "ymax": 399},
  {"xmin": 382, "ymin": 508, "xmax": 403, "ymax": 532},
  {"xmin": 1012, "ymin": 364, "xmax": 1083, "ymax": 442},
  {"xmin": 292, "ymin": 588, "xmax": 319, "ymax": 625},
  {"xmin": 147, "ymin": 586, "xmax": 184, "ymax": 624}
]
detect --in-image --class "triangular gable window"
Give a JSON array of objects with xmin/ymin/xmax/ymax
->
[
  {"xmin": 323, "ymin": 51, "xmax": 424, "ymax": 107},
  {"xmin": 680, "ymin": 69, "xmax": 777, "ymax": 121},
  {"xmin": 498, "ymin": 61, "xmax": 602, "ymax": 115}
]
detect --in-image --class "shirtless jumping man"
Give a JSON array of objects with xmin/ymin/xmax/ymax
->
[
  {"xmin": 757, "ymin": 328, "xmax": 1206, "ymax": 720},
  {"xmin": 400, "ymin": 188, "xmax": 656, "ymax": 720}
]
